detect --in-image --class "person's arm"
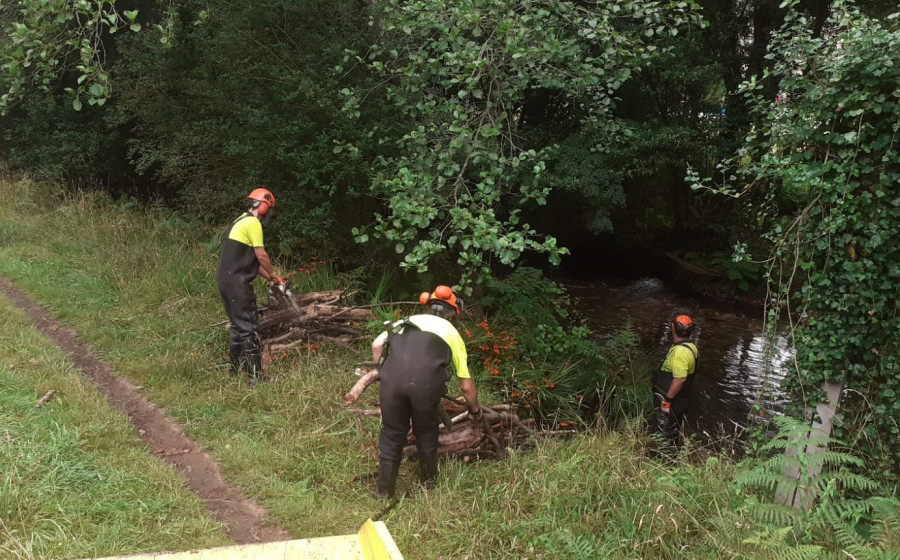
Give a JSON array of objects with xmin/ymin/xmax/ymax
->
[
  {"xmin": 459, "ymin": 378, "xmax": 480, "ymax": 415},
  {"xmin": 254, "ymin": 247, "xmax": 276, "ymax": 282},
  {"xmin": 371, "ymin": 332, "xmax": 388, "ymax": 363},
  {"xmin": 664, "ymin": 346, "xmax": 693, "ymax": 400},
  {"xmin": 666, "ymin": 377, "xmax": 686, "ymax": 400}
]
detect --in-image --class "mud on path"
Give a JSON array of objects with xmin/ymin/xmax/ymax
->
[{"xmin": 0, "ymin": 276, "xmax": 292, "ymax": 545}]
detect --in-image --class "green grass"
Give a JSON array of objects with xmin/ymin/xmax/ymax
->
[
  {"xmin": 0, "ymin": 292, "xmax": 227, "ymax": 559},
  {"xmin": 0, "ymin": 172, "xmax": 897, "ymax": 560}
]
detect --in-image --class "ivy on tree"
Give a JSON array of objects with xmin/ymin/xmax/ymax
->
[{"xmin": 692, "ymin": 0, "xmax": 900, "ymax": 474}]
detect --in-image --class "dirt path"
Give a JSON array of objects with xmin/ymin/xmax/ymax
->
[{"xmin": 0, "ymin": 276, "xmax": 292, "ymax": 545}]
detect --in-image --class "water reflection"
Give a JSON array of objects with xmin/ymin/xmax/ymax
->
[{"xmin": 562, "ymin": 276, "xmax": 791, "ymax": 446}]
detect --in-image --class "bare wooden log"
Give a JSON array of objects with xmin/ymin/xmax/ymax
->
[
  {"xmin": 350, "ymin": 409, "xmax": 382, "ymax": 416},
  {"xmin": 268, "ymin": 327, "xmax": 302, "ymax": 345},
  {"xmin": 535, "ymin": 430, "xmax": 577, "ymax": 436},
  {"xmin": 269, "ymin": 340, "xmax": 310, "ymax": 353},
  {"xmin": 664, "ymin": 251, "xmax": 725, "ymax": 277},
  {"xmin": 293, "ymin": 290, "xmax": 344, "ymax": 306},
  {"xmin": 344, "ymin": 368, "xmax": 380, "ymax": 406},
  {"xmin": 404, "ymin": 424, "xmax": 486, "ymax": 457},
  {"xmin": 35, "ymin": 390, "xmax": 55, "ymax": 408},
  {"xmin": 301, "ymin": 304, "xmax": 374, "ymax": 320},
  {"xmin": 343, "ymin": 364, "xmax": 534, "ymax": 461}
]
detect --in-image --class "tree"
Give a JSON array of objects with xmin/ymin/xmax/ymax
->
[
  {"xmin": 0, "ymin": 0, "xmax": 141, "ymax": 114},
  {"xmin": 693, "ymin": 1, "xmax": 900, "ymax": 474},
  {"xmin": 346, "ymin": 0, "xmax": 704, "ymax": 286}
]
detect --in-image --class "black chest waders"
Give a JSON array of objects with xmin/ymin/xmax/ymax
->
[
  {"xmin": 652, "ymin": 342, "xmax": 698, "ymax": 451},
  {"xmin": 375, "ymin": 320, "xmax": 453, "ymax": 497}
]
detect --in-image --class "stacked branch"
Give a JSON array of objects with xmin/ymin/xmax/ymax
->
[
  {"xmin": 345, "ymin": 366, "xmax": 533, "ymax": 461},
  {"xmin": 258, "ymin": 289, "xmax": 373, "ymax": 363}
]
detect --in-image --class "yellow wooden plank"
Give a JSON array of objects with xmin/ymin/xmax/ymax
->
[
  {"xmin": 85, "ymin": 520, "xmax": 404, "ymax": 560},
  {"xmin": 358, "ymin": 519, "xmax": 404, "ymax": 560}
]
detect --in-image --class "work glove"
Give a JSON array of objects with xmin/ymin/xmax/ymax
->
[
  {"xmin": 660, "ymin": 400, "xmax": 672, "ymax": 415},
  {"xmin": 470, "ymin": 407, "xmax": 494, "ymax": 430}
]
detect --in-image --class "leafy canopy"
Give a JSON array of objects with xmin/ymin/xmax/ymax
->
[
  {"xmin": 347, "ymin": 0, "xmax": 703, "ymax": 286},
  {"xmin": 0, "ymin": 0, "xmax": 141, "ymax": 114}
]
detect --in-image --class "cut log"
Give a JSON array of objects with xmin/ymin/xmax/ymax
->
[
  {"xmin": 344, "ymin": 363, "xmax": 532, "ymax": 461},
  {"xmin": 345, "ymin": 368, "xmax": 380, "ymax": 406},
  {"xmin": 256, "ymin": 289, "xmax": 374, "ymax": 373},
  {"xmin": 302, "ymin": 304, "xmax": 373, "ymax": 319}
]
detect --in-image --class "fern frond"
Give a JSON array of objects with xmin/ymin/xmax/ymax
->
[
  {"xmin": 742, "ymin": 526, "xmax": 794, "ymax": 549},
  {"xmin": 827, "ymin": 471, "xmax": 880, "ymax": 492},
  {"xmin": 843, "ymin": 546, "xmax": 900, "ymax": 560},
  {"xmin": 772, "ymin": 545, "xmax": 825, "ymax": 560},
  {"xmin": 746, "ymin": 502, "xmax": 803, "ymax": 527},
  {"xmin": 803, "ymin": 449, "xmax": 864, "ymax": 469},
  {"xmin": 828, "ymin": 519, "xmax": 866, "ymax": 549},
  {"xmin": 735, "ymin": 469, "xmax": 780, "ymax": 491}
]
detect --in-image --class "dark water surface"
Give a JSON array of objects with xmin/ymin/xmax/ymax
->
[{"xmin": 562, "ymin": 276, "xmax": 792, "ymax": 449}]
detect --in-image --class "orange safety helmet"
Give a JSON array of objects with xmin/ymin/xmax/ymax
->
[
  {"xmin": 672, "ymin": 314, "xmax": 695, "ymax": 337},
  {"xmin": 419, "ymin": 285, "xmax": 464, "ymax": 315},
  {"xmin": 247, "ymin": 188, "xmax": 275, "ymax": 216}
]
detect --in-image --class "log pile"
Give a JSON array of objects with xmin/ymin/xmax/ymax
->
[
  {"xmin": 258, "ymin": 289, "xmax": 374, "ymax": 364},
  {"xmin": 345, "ymin": 365, "xmax": 533, "ymax": 461}
]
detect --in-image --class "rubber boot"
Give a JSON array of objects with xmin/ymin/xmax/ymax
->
[
  {"xmin": 227, "ymin": 343, "xmax": 242, "ymax": 376},
  {"xmin": 375, "ymin": 461, "xmax": 401, "ymax": 499},
  {"xmin": 653, "ymin": 412, "xmax": 680, "ymax": 460},
  {"xmin": 244, "ymin": 348, "xmax": 265, "ymax": 387},
  {"xmin": 418, "ymin": 453, "xmax": 438, "ymax": 490}
]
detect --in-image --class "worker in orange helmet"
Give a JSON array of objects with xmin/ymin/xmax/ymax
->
[
  {"xmin": 651, "ymin": 311, "xmax": 699, "ymax": 449},
  {"xmin": 216, "ymin": 188, "xmax": 286, "ymax": 385},
  {"xmin": 370, "ymin": 285, "xmax": 481, "ymax": 498}
]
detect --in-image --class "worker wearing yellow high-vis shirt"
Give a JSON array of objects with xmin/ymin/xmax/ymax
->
[{"xmin": 370, "ymin": 285, "xmax": 481, "ymax": 498}]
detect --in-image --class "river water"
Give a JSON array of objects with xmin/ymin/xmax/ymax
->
[{"xmin": 562, "ymin": 276, "xmax": 793, "ymax": 452}]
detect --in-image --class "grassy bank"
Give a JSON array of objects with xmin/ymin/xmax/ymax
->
[
  {"xmin": 0, "ymin": 173, "xmax": 896, "ymax": 559},
  {"xmin": 0, "ymin": 289, "xmax": 227, "ymax": 559}
]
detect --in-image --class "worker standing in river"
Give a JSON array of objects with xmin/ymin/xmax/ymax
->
[{"xmin": 651, "ymin": 312, "xmax": 699, "ymax": 450}]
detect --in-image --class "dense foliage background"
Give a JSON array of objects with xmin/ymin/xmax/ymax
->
[{"xmin": 2, "ymin": 0, "xmax": 898, "ymax": 479}]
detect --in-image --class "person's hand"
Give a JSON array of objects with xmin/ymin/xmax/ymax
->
[
  {"xmin": 468, "ymin": 407, "xmax": 483, "ymax": 422},
  {"xmin": 272, "ymin": 275, "xmax": 286, "ymax": 287}
]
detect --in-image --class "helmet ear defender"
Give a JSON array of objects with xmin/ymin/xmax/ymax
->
[
  {"xmin": 420, "ymin": 285, "xmax": 463, "ymax": 315},
  {"xmin": 672, "ymin": 315, "xmax": 695, "ymax": 337},
  {"xmin": 246, "ymin": 188, "xmax": 275, "ymax": 216},
  {"xmin": 248, "ymin": 199, "xmax": 269, "ymax": 215}
]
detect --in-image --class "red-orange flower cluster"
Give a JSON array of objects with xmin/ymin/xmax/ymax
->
[
  {"xmin": 465, "ymin": 319, "xmax": 517, "ymax": 376},
  {"xmin": 293, "ymin": 256, "xmax": 325, "ymax": 276},
  {"xmin": 268, "ymin": 351, "xmax": 290, "ymax": 363}
]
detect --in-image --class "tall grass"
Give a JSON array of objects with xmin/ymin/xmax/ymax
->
[
  {"xmin": 0, "ymin": 293, "xmax": 226, "ymax": 559},
  {"xmin": 0, "ymin": 173, "xmax": 897, "ymax": 559}
]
